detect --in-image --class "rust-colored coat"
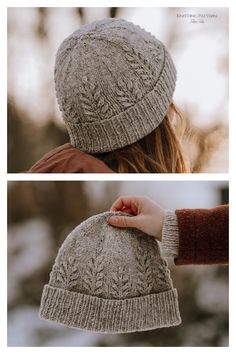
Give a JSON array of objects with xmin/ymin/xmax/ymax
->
[
  {"xmin": 175, "ymin": 205, "xmax": 229, "ymax": 265},
  {"xmin": 27, "ymin": 143, "xmax": 114, "ymax": 173}
]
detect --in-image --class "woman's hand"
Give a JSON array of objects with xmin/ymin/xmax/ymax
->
[{"xmin": 108, "ymin": 196, "xmax": 165, "ymax": 241}]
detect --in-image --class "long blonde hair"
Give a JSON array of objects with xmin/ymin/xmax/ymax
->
[{"xmin": 96, "ymin": 103, "xmax": 189, "ymax": 173}]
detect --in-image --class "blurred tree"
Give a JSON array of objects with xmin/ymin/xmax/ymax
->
[
  {"xmin": 110, "ymin": 8, "xmax": 119, "ymax": 18},
  {"xmin": 8, "ymin": 100, "xmax": 38, "ymax": 172},
  {"xmin": 75, "ymin": 8, "xmax": 85, "ymax": 24},
  {"xmin": 220, "ymin": 186, "xmax": 229, "ymax": 204},
  {"xmin": 36, "ymin": 7, "xmax": 48, "ymax": 40},
  {"xmin": 7, "ymin": 100, "xmax": 68, "ymax": 172}
]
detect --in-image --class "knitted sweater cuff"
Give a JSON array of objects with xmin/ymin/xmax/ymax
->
[{"xmin": 161, "ymin": 210, "xmax": 179, "ymax": 258}]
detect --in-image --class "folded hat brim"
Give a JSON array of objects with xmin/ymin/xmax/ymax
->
[{"xmin": 39, "ymin": 284, "xmax": 181, "ymax": 333}]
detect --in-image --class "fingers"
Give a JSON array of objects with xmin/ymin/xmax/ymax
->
[
  {"xmin": 110, "ymin": 196, "xmax": 130, "ymax": 211},
  {"xmin": 108, "ymin": 215, "xmax": 139, "ymax": 229},
  {"xmin": 110, "ymin": 196, "xmax": 140, "ymax": 214},
  {"xmin": 120, "ymin": 207, "xmax": 133, "ymax": 214}
]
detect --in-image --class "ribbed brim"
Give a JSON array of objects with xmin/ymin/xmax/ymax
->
[
  {"xmin": 39, "ymin": 285, "xmax": 181, "ymax": 333},
  {"xmin": 66, "ymin": 49, "xmax": 176, "ymax": 153}
]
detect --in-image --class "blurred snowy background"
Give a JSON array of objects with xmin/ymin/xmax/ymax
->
[
  {"xmin": 8, "ymin": 181, "xmax": 228, "ymax": 346},
  {"xmin": 7, "ymin": 7, "xmax": 228, "ymax": 172}
]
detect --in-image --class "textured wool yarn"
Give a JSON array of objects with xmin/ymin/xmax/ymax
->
[
  {"xmin": 55, "ymin": 18, "xmax": 177, "ymax": 153},
  {"xmin": 39, "ymin": 211, "xmax": 181, "ymax": 333}
]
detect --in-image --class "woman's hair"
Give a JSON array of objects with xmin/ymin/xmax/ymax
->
[{"xmin": 96, "ymin": 103, "xmax": 189, "ymax": 173}]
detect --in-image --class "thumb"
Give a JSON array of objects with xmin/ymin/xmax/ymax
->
[{"xmin": 108, "ymin": 215, "xmax": 139, "ymax": 229}]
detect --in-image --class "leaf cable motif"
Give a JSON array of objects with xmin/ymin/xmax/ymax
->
[
  {"xmin": 83, "ymin": 240, "xmax": 106, "ymax": 296},
  {"xmin": 135, "ymin": 244, "xmax": 154, "ymax": 296},
  {"xmin": 110, "ymin": 265, "xmax": 131, "ymax": 299},
  {"xmin": 121, "ymin": 44, "xmax": 155, "ymax": 89},
  {"xmin": 80, "ymin": 76, "xmax": 114, "ymax": 121},
  {"xmin": 52, "ymin": 256, "xmax": 80, "ymax": 291}
]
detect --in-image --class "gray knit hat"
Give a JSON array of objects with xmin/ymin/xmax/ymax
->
[
  {"xmin": 55, "ymin": 18, "xmax": 176, "ymax": 153},
  {"xmin": 39, "ymin": 211, "xmax": 181, "ymax": 333}
]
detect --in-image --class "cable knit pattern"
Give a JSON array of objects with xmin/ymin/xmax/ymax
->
[
  {"xmin": 54, "ymin": 18, "xmax": 177, "ymax": 153},
  {"xmin": 39, "ymin": 211, "xmax": 181, "ymax": 333},
  {"xmin": 135, "ymin": 244, "xmax": 154, "ymax": 295},
  {"xmin": 110, "ymin": 265, "xmax": 131, "ymax": 299},
  {"xmin": 83, "ymin": 240, "xmax": 105, "ymax": 296},
  {"xmin": 161, "ymin": 210, "xmax": 179, "ymax": 258},
  {"xmin": 52, "ymin": 257, "xmax": 80, "ymax": 291}
]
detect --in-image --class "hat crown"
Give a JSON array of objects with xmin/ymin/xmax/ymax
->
[
  {"xmin": 55, "ymin": 19, "xmax": 165, "ymax": 123},
  {"xmin": 49, "ymin": 211, "xmax": 173, "ymax": 300},
  {"xmin": 54, "ymin": 18, "xmax": 176, "ymax": 153}
]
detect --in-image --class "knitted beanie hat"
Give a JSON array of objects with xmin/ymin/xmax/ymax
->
[
  {"xmin": 55, "ymin": 18, "xmax": 177, "ymax": 153},
  {"xmin": 39, "ymin": 211, "xmax": 181, "ymax": 333}
]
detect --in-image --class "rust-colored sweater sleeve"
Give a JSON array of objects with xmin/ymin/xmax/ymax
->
[{"xmin": 175, "ymin": 205, "xmax": 229, "ymax": 265}]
